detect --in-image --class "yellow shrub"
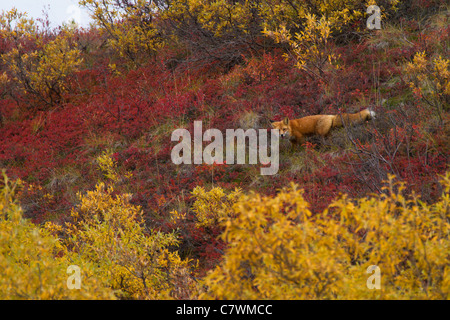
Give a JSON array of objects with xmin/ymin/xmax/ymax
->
[
  {"xmin": 96, "ymin": 150, "xmax": 119, "ymax": 182},
  {"xmin": 263, "ymin": 1, "xmax": 402, "ymax": 79},
  {"xmin": 62, "ymin": 182, "xmax": 196, "ymax": 299},
  {"xmin": 164, "ymin": 0, "xmax": 399, "ymax": 41},
  {"xmin": 79, "ymin": 0, "xmax": 163, "ymax": 65},
  {"xmin": 0, "ymin": 9, "xmax": 83, "ymax": 108},
  {"xmin": 190, "ymin": 186, "xmax": 241, "ymax": 228},
  {"xmin": 405, "ymin": 51, "xmax": 450, "ymax": 118},
  {"xmin": 202, "ymin": 173, "xmax": 450, "ymax": 299},
  {"xmin": 264, "ymin": 13, "xmax": 338, "ymax": 79},
  {"xmin": 0, "ymin": 171, "xmax": 115, "ymax": 299}
]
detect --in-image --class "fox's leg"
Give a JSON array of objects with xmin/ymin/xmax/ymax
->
[
  {"xmin": 289, "ymin": 136, "xmax": 300, "ymax": 150},
  {"xmin": 314, "ymin": 118, "xmax": 333, "ymax": 147},
  {"xmin": 289, "ymin": 138, "xmax": 298, "ymax": 150},
  {"xmin": 289, "ymin": 135, "xmax": 304, "ymax": 152}
]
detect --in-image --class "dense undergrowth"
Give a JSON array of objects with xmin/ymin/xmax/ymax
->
[{"xmin": 0, "ymin": 0, "xmax": 448, "ymax": 299}]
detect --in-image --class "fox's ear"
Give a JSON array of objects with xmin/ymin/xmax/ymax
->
[
  {"xmin": 270, "ymin": 120, "xmax": 277, "ymax": 128},
  {"xmin": 282, "ymin": 117, "xmax": 289, "ymax": 125}
]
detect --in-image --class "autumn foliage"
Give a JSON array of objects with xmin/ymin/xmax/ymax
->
[
  {"xmin": 0, "ymin": 0, "xmax": 449, "ymax": 299},
  {"xmin": 202, "ymin": 175, "xmax": 449, "ymax": 299}
]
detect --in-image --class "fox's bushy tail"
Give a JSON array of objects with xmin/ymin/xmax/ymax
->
[{"xmin": 332, "ymin": 108, "xmax": 375, "ymax": 128}]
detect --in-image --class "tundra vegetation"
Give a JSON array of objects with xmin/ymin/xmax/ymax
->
[{"xmin": 0, "ymin": 0, "xmax": 449, "ymax": 299}]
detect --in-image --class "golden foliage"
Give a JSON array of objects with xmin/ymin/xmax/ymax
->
[
  {"xmin": 163, "ymin": 0, "xmax": 258, "ymax": 38},
  {"xmin": 59, "ymin": 182, "xmax": 196, "ymax": 299},
  {"xmin": 1, "ymin": 164, "xmax": 448, "ymax": 299},
  {"xmin": 0, "ymin": 155, "xmax": 196, "ymax": 299},
  {"xmin": 405, "ymin": 51, "xmax": 450, "ymax": 118},
  {"xmin": 79, "ymin": 0, "xmax": 163, "ymax": 64},
  {"xmin": 0, "ymin": 171, "xmax": 115, "ymax": 299},
  {"xmin": 0, "ymin": 9, "xmax": 83, "ymax": 108},
  {"xmin": 264, "ymin": 13, "xmax": 338, "ymax": 79},
  {"xmin": 77, "ymin": 1, "xmax": 403, "ymax": 69},
  {"xmin": 190, "ymin": 186, "xmax": 241, "ymax": 228},
  {"xmin": 263, "ymin": 0, "xmax": 402, "ymax": 79},
  {"xmin": 96, "ymin": 150, "xmax": 119, "ymax": 182},
  {"xmin": 202, "ymin": 173, "xmax": 450, "ymax": 299},
  {"xmin": 164, "ymin": 0, "xmax": 400, "ymax": 39}
]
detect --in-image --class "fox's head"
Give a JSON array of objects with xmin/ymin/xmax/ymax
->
[{"xmin": 270, "ymin": 118, "xmax": 290, "ymax": 138}]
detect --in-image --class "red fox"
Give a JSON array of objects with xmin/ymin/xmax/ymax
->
[{"xmin": 271, "ymin": 108, "xmax": 376, "ymax": 146}]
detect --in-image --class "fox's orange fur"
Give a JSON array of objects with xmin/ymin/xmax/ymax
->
[{"xmin": 271, "ymin": 108, "xmax": 376, "ymax": 146}]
